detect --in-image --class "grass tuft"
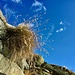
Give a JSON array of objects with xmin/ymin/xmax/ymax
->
[{"xmin": 2, "ymin": 24, "xmax": 37, "ymax": 61}]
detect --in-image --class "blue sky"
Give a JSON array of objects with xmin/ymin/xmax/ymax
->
[{"xmin": 0, "ymin": 0, "xmax": 75, "ymax": 72}]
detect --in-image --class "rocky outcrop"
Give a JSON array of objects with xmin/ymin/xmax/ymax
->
[
  {"xmin": 0, "ymin": 10, "xmax": 24, "ymax": 75},
  {"xmin": 23, "ymin": 55, "xmax": 75, "ymax": 75},
  {"xmin": 0, "ymin": 10, "xmax": 75, "ymax": 75},
  {"xmin": 0, "ymin": 54, "xmax": 24, "ymax": 75},
  {"xmin": 0, "ymin": 53, "xmax": 75, "ymax": 75}
]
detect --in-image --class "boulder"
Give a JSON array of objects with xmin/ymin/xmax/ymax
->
[{"xmin": 0, "ymin": 54, "xmax": 24, "ymax": 75}]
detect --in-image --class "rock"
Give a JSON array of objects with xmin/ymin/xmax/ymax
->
[
  {"xmin": 33, "ymin": 54, "xmax": 44, "ymax": 67},
  {"xmin": 23, "ymin": 54, "xmax": 75, "ymax": 75},
  {"xmin": 0, "ymin": 11, "xmax": 6, "ymax": 39},
  {"xmin": 16, "ymin": 58, "xmax": 29, "ymax": 71},
  {"xmin": 0, "ymin": 72, "xmax": 6, "ymax": 75},
  {"xmin": 0, "ymin": 54, "xmax": 24, "ymax": 75},
  {"xmin": 24, "ymin": 61, "xmax": 75, "ymax": 75},
  {"xmin": 0, "ymin": 10, "xmax": 75, "ymax": 75},
  {"xmin": 0, "ymin": 10, "xmax": 6, "ymax": 23}
]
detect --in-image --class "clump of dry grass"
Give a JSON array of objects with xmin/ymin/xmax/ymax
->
[{"xmin": 3, "ymin": 24, "xmax": 36, "ymax": 61}]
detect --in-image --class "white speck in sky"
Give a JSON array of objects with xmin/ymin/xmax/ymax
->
[
  {"xmin": 60, "ymin": 28, "xmax": 64, "ymax": 32},
  {"xmin": 56, "ymin": 30, "xmax": 59, "ymax": 33},
  {"xmin": 43, "ymin": 6, "xmax": 47, "ymax": 11},
  {"xmin": 60, "ymin": 21, "xmax": 63, "ymax": 25}
]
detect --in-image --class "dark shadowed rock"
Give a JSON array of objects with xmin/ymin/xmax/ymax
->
[{"xmin": 0, "ymin": 72, "xmax": 6, "ymax": 75}]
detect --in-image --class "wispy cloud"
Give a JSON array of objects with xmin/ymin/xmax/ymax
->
[
  {"xmin": 3, "ymin": 0, "xmax": 22, "ymax": 4},
  {"xmin": 3, "ymin": 4, "xmax": 15, "ymax": 20},
  {"xmin": 60, "ymin": 20, "xmax": 71, "ymax": 26},
  {"xmin": 56, "ymin": 27, "xmax": 66, "ymax": 33},
  {"xmin": 50, "ymin": 25, "xmax": 55, "ymax": 32},
  {"xmin": 11, "ymin": 0, "xmax": 22, "ymax": 4},
  {"xmin": 31, "ymin": 0, "xmax": 46, "ymax": 12}
]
